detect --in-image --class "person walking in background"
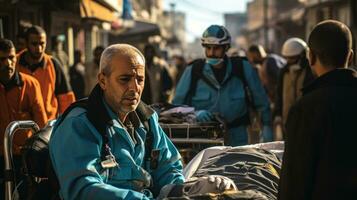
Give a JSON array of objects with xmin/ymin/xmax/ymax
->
[
  {"xmin": 278, "ymin": 20, "xmax": 357, "ymax": 200},
  {"xmin": 247, "ymin": 44, "xmax": 286, "ymax": 104},
  {"xmin": 274, "ymin": 38, "xmax": 314, "ymax": 138},
  {"xmin": 69, "ymin": 50, "xmax": 86, "ymax": 99},
  {"xmin": 85, "ymin": 46, "xmax": 104, "ymax": 96},
  {"xmin": 16, "ymin": 25, "xmax": 75, "ymax": 120},
  {"xmin": 51, "ymin": 35, "xmax": 70, "ymax": 80},
  {"xmin": 141, "ymin": 44, "xmax": 173, "ymax": 104}
]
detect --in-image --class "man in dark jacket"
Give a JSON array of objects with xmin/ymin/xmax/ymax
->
[{"xmin": 278, "ymin": 20, "xmax": 357, "ymax": 200}]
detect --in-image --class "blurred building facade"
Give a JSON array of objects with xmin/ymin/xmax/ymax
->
[
  {"xmin": 241, "ymin": 0, "xmax": 356, "ymax": 65},
  {"xmin": 0, "ymin": 0, "xmax": 122, "ymax": 64},
  {"xmin": 159, "ymin": 10, "xmax": 186, "ymax": 58},
  {"xmin": 224, "ymin": 12, "xmax": 248, "ymax": 50}
]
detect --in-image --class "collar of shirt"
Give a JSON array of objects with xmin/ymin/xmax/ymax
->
[
  {"xmin": 102, "ymin": 97, "xmax": 142, "ymax": 129},
  {"xmin": 0, "ymin": 71, "xmax": 23, "ymax": 91},
  {"xmin": 19, "ymin": 52, "xmax": 45, "ymax": 72}
]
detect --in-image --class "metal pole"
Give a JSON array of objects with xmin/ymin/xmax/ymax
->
[
  {"xmin": 263, "ymin": 0, "xmax": 269, "ymax": 48},
  {"xmin": 4, "ymin": 121, "xmax": 40, "ymax": 200},
  {"xmin": 0, "ymin": 18, "xmax": 4, "ymax": 38}
]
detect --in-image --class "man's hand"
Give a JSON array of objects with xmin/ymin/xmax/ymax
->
[{"xmin": 195, "ymin": 110, "xmax": 213, "ymax": 122}]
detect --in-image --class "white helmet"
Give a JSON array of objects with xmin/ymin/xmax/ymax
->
[
  {"xmin": 201, "ymin": 25, "xmax": 231, "ymax": 46},
  {"xmin": 281, "ymin": 38, "xmax": 307, "ymax": 57}
]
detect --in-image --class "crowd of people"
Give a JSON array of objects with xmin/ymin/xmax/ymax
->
[{"xmin": 0, "ymin": 19, "xmax": 356, "ymax": 199}]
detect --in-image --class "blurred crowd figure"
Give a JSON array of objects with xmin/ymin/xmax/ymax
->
[
  {"xmin": 274, "ymin": 38, "xmax": 314, "ymax": 138},
  {"xmin": 69, "ymin": 50, "xmax": 86, "ymax": 99},
  {"xmin": 141, "ymin": 44, "xmax": 173, "ymax": 104},
  {"xmin": 171, "ymin": 55, "xmax": 187, "ymax": 86},
  {"xmin": 51, "ymin": 35, "xmax": 70, "ymax": 79},
  {"xmin": 247, "ymin": 45, "xmax": 286, "ymax": 104},
  {"xmin": 84, "ymin": 46, "xmax": 104, "ymax": 96}
]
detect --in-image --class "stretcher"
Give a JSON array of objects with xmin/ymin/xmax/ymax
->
[
  {"xmin": 182, "ymin": 142, "xmax": 284, "ymax": 200},
  {"xmin": 3, "ymin": 121, "xmax": 40, "ymax": 200},
  {"xmin": 160, "ymin": 121, "xmax": 226, "ymax": 164}
]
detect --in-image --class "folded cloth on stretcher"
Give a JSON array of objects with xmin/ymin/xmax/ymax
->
[
  {"xmin": 182, "ymin": 142, "xmax": 284, "ymax": 200},
  {"xmin": 151, "ymin": 103, "xmax": 197, "ymax": 124}
]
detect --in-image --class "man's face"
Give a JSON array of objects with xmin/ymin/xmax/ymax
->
[
  {"xmin": 284, "ymin": 56, "xmax": 299, "ymax": 65},
  {"xmin": 204, "ymin": 44, "xmax": 226, "ymax": 59},
  {"xmin": 0, "ymin": 48, "xmax": 17, "ymax": 83},
  {"xmin": 99, "ymin": 54, "xmax": 145, "ymax": 116},
  {"xmin": 27, "ymin": 33, "xmax": 46, "ymax": 61}
]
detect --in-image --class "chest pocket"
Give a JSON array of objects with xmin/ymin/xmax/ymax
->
[
  {"xmin": 227, "ymin": 84, "xmax": 246, "ymax": 115},
  {"xmin": 191, "ymin": 90, "xmax": 211, "ymax": 109},
  {"xmin": 230, "ymin": 90, "xmax": 245, "ymax": 100}
]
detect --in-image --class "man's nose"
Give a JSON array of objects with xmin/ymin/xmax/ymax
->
[
  {"xmin": 128, "ymin": 79, "xmax": 139, "ymax": 91},
  {"xmin": 3, "ymin": 58, "xmax": 12, "ymax": 68},
  {"xmin": 35, "ymin": 45, "xmax": 42, "ymax": 52},
  {"xmin": 206, "ymin": 48, "xmax": 214, "ymax": 56}
]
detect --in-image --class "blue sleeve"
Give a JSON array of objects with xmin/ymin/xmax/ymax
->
[
  {"xmin": 49, "ymin": 114, "xmax": 150, "ymax": 200},
  {"xmin": 172, "ymin": 66, "xmax": 193, "ymax": 105},
  {"xmin": 149, "ymin": 113, "xmax": 185, "ymax": 196},
  {"xmin": 243, "ymin": 60, "xmax": 272, "ymax": 125}
]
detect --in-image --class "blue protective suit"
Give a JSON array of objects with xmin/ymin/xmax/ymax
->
[
  {"xmin": 49, "ymin": 88, "xmax": 184, "ymax": 200},
  {"xmin": 173, "ymin": 58, "xmax": 271, "ymax": 146}
]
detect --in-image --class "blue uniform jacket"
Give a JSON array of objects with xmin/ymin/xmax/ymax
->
[
  {"xmin": 49, "ymin": 87, "xmax": 184, "ymax": 200},
  {"xmin": 173, "ymin": 58, "xmax": 271, "ymax": 145}
]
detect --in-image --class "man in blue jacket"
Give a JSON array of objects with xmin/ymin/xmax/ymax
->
[
  {"xmin": 49, "ymin": 44, "xmax": 185, "ymax": 200},
  {"xmin": 173, "ymin": 25, "xmax": 272, "ymax": 146}
]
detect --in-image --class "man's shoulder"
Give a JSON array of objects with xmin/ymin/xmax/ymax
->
[{"xmin": 19, "ymin": 72, "xmax": 40, "ymax": 85}]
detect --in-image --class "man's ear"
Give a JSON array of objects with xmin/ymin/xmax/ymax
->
[
  {"xmin": 98, "ymin": 72, "xmax": 106, "ymax": 90},
  {"xmin": 348, "ymin": 49, "xmax": 354, "ymax": 66},
  {"xmin": 308, "ymin": 49, "xmax": 317, "ymax": 66}
]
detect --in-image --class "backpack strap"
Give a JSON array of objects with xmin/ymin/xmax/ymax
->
[
  {"xmin": 184, "ymin": 59, "xmax": 217, "ymax": 105},
  {"xmin": 136, "ymin": 102, "xmax": 158, "ymax": 170},
  {"xmin": 230, "ymin": 56, "xmax": 254, "ymax": 109},
  {"xmin": 228, "ymin": 56, "xmax": 254, "ymax": 128},
  {"xmin": 184, "ymin": 57, "xmax": 253, "ymax": 128}
]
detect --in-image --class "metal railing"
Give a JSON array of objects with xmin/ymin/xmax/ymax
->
[{"xmin": 4, "ymin": 120, "xmax": 40, "ymax": 200}]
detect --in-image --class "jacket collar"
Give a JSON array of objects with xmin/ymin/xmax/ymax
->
[
  {"xmin": 18, "ymin": 51, "xmax": 46, "ymax": 72},
  {"xmin": 87, "ymin": 84, "xmax": 154, "ymax": 130},
  {"xmin": 0, "ymin": 71, "xmax": 23, "ymax": 91},
  {"xmin": 302, "ymin": 68, "xmax": 357, "ymax": 95}
]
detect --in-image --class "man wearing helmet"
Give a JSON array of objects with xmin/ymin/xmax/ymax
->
[
  {"xmin": 274, "ymin": 38, "xmax": 314, "ymax": 137},
  {"xmin": 173, "ymin": 25, "xmax": 272, "ymax": 146}
]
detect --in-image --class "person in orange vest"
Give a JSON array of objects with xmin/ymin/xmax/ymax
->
[
  {"xmin": 0, "ymin": 38, "xmax": 48, "ymax": 194},
  {"xmin": 16, "ymin": 25, "xmax": 75, "ymax": 120}
]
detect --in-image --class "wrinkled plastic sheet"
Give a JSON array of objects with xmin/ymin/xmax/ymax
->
[{"xmin": 183, "ymin": 141, "xmax": 284, "ymax": 179}]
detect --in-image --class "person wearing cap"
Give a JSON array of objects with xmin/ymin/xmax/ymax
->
[
  {"xmin": 173, "ymin": 25, "xmax": 272, "ymax": 146},
  {"xmin": 274, "ymin": 38, "xmax": 314, "ymax": 137}
]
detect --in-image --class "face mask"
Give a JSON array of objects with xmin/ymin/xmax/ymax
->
[{"xmin": 206, "ymin": 58, "xmax": 224, "ymax": 66}]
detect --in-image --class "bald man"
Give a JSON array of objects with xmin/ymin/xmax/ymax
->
[{"xmin": 49, "ymin": 44, "xmax": 185, "ymax": 199}]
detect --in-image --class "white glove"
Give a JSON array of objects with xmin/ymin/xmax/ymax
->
[{"xmin": 207, "ymin": 175, "xmax": 237, "ymax": 191}]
